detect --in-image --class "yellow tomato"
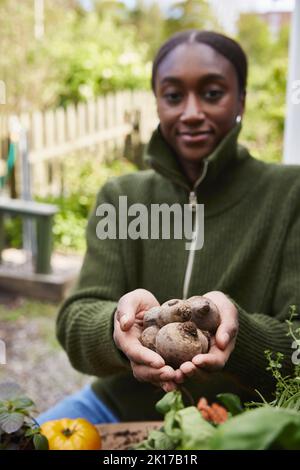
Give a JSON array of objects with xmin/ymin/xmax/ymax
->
[{"xmin": 40, "ymin": 418, "xmax": 102, "ymax": 450}]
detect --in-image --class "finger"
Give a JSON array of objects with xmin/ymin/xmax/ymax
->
[
  {"xmin": 192, "ymin": 350, "xmax": 227, "ymax": 371},
  {"xmin": 116, "ymin": 306, "xmax": 135, "ymax": 331},
  {"xmin": 215, "ymin": 321, "xmax": 238, "ymax": 350},
  {"xmin": 159, "ymin": 366, "xmax": 176, "ymax": 382},
  {"xmin": 161, "ymin": 381, "xmax": 178, "ymax": 392},
  {"xmin": 117, "ymin": 290, "xmax": 159, "ymax": 331},
  {"xmin": 125, "ymin": 340, "xmax": 165, "ymax": 368},
  {"xmin": 114, "ymin": 320, "xmax": 165, "ymax": 367},
  {"xmin": 117, "ymin": 292, "xmax": 142, "ymax": 331},
  {"xmin": 132, "ymin": 363, "xmax": 166, "ymax": 383},
  {"xmin": 174, "ymin": 369, "xmax": 185, "ymax": 384},
  {"xmin": 180, "ymin": 361, "xmax": 198, "ymax": 378}
]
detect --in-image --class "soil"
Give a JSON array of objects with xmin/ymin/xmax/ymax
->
[
  {"xmin": 97, "ymin": 422, "xmax": 162, "ymax": 450},
  {"xmin": 0, "ymin": 292, "xmax": 90, "ymax": 415}
]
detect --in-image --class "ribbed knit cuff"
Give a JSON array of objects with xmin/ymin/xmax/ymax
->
[{"xmin": 57, "ymin": 298, "xmax": 131, "ymax": 378}]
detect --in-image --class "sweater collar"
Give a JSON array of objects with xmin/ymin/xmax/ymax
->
[{"xmin": 144, "ymin": 122, "xmax": 243, "ymax": 191}]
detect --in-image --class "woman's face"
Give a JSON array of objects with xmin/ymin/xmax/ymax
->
[{"xmin": 155, "ymin": 42, "xmax": 245, "ymax": 163}]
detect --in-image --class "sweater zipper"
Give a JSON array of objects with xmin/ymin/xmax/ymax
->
[{"xmin": 182, "ymin": 161, "xmax": 208, "ymax": 299}]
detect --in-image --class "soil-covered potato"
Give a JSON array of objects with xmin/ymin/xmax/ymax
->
[
  {"xmin": 140, "ymin": 295, "xmax": 220, "ymax": 368},
  {"xmin": 158, "ymin": 299, "xmax": 192, "ymax": 327},
  {"xmin": 140, "ymin": 325, "xmax": 159, "ymax": 351},
  {"xmin": 187, "ymin": 296, "xmax": 220, "ymax": 333},
  {"xmin": 143, "ymin": 306, "xmax": 161, "ymax": 328},
  {"xmin": 155, "ymin": 321, "xmax": 209, "ymax": 368}
]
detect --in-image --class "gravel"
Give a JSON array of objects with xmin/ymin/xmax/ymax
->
[{"xmin": 0, "ymin": 294, "xmax": 91, "ymax": 414}]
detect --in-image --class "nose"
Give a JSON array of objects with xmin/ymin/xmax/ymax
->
[{"xmin": 180, "ymin": 93, "xmax": 205, "ymax": 123}]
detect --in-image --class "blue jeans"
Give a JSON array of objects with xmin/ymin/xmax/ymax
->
[{"xmin": 37, "ymin": 385, "xmax": 119, "ymax": 425}]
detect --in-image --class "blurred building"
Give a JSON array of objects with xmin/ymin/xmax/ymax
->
[{"xmin": 255, "ymin": 10, "xmax": 291, "ymax": 36}]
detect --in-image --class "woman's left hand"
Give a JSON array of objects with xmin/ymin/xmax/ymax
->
[{"xmin": 178, "ymin": 291, "xmax": 239, "ymax": 379}]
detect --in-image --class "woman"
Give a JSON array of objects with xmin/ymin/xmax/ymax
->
[{"xmin": 38, "ymin": 30, "xmax": 300, "ymax": 424}]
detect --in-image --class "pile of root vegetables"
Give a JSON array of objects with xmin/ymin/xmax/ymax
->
[{"xmin": 140, "ymin": 296, "xmax": 220, "ymax": 368}]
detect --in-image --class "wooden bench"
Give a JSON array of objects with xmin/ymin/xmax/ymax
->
[{"xmin": 0, "ymin": 197, "xmax": 58, "ymax": 274}]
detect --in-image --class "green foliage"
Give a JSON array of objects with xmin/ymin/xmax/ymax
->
[
  {"xmin": 237, "ymin": 14, "xmax": 273, "ymax": 65},
  {"xmin": 155, "ymin": 389, "xmax": 185, "ymax": 415},
  {"xmin": 136, "ymin": 389, "xmax": 300, "ymax": 450},
  {"xmin": 210, "ymin": 406, "xmax": 300, "ymax": 450},
  {"xmin": 164, "ymin": 0, "xmax": 220, "ymax": 38},
  {"xmin": 0, "ymin": 382, "xmax": 48, "ymax": 450},
  {"xmin": 240, "ymin": 59, "xmax": 287, "ymax": 163},
  {"xmin": 216, "ymin": 393, "xmax": 244, "ymax": 416},
  {"xmin": 137, "ymin": 309, "xmax": 300, "ymax": 450},
  {"xmin": 261, "ymin": 307, "xmax": 300, "ymax": 411},
  {"xmin": 136, "ymin": 391, "xmax": 216, "ymax": 450},
  {"xmin": 48, "ymin": 13, "xmax": 151, "ymax": 105},
  {"xmin": 42, "ymin": 154, "xmax": 137, "ymax": 253},
  {"xmin": 4, "ymin": 155, "xmax": 136, "ymax": 253},
  {"xmin": 236, "ymin": 14, "xmax": 289, "ymax": 163}
]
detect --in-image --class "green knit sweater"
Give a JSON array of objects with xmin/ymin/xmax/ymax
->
[{"xmin": 56, "ymin": 123, "xmax": 300, "ymax": 421}]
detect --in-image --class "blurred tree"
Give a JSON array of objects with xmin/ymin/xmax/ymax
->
[
  {"xmin": 93, "ymin": 0, "xmax": 128, "ymax": 23},
  {"xmin": 127, "ymin": 0, "xmax": 165, "ymax": 58},
  {"xmin": 46, "ymin": 12, "xmax": 151, "ymax": 105},
  {"xmin": 165, "ymin": 0, "xmax": 220, "ymax": 37},
  {"xmin": 236, "ymin": 15, "xmax": 289, "ymax": 162},
  {"xmin": 0, "ymin": 0, "xmax": 151, "ymax": 109},
  {"xmin": 0, "ymin": 0, "xmax": 81, "ymax": 111},
  {"xmin": 236, "ymin": 13, "xmax": 273, "ymax": 65}
]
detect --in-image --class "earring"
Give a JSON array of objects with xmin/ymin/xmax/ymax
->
[{"xmin": 236, "ymin": 115, "xmax": 242, "ymax": 124}]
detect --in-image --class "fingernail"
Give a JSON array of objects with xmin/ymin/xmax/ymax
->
[
  {"xmin": 193, "ymin": 357, "xmax": 202, "ymax": 366},
  {"xmin": 223, "ymin": 333, "xmax": 230, "ymax": 345},
  {"xmin": 121, "ymin": 314, "xmax": 129, "ymax": 327},
  {"xmin": 152, "ymin": 359, "xmax": 164, "ymax": 368}
]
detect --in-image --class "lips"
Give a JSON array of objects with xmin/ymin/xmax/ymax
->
[{"xmin": 177, "ymin": 130, "xmax": 214, "ymax": 144}]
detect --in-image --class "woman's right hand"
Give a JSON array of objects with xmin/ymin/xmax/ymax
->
[{"xmin": 113, "ymin": 289, "xmax": 184, "ymax": 391}]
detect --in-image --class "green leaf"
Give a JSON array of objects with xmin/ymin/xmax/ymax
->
[
  {"xmin": 211, "ymin": 406, "xmax": 300, "ymax": 450},
  {"xmin": 24, "ymin": 426, "xmax": 40, "ymax": 438},
  {"xmin": 0, "ymin": 411, "xmax": 24, "ymax": 434},
  {"xmin": 33, "ymin": 433, "xmax": 49, "ymax": 450},
  {"xmin": 0, "ymin": 403, "xmax": 8, "ymax": 412},
  {"xmin": 163, "ymin": 409, "xmax": 182, "ymax": 444},
  {"xmin": 176, "ymin": 407, "xmax": 216, "ymax": 450},
  {"xmin": 12, "ymin": 397, "xmax": 34, "ymax": 410},
  {"xmin": 155, "ymin": 391, "xmax": 184, "ymax": 415},
  {"xmin": 134, "ymin": 430, "xmax": 175, "ymax": 450},
  {"xmin": 0, "ymin": 382, "xmax": 23, "ymax": 400},
  {"xmin": 217, "ymin": 393, "xmax": 244, "ymax": 416}
]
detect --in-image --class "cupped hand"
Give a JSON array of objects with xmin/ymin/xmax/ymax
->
[
  {"xmin": 179, "ymin": 291, "xmax": 239, "ymax": 379},
  {"xmin": 113, "ymin": 288, "xmax": 184, "ymax": 391}
]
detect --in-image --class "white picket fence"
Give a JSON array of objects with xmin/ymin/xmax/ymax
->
[{"xmin": 0, "ymin": 90, "xmax": 158, "ymax": 196}]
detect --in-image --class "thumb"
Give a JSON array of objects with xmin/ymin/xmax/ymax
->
[
  {"xmin": 117, "ymin": 294, "xmax": 139, "ymax": 331},
  {"xmin": 215, "ymin": 321, "xmax": 238, "ymax": 350}
]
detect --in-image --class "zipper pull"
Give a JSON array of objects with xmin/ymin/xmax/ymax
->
[{"xmin": 189, "ymin": 191, "xmax": 197, "ymax": 211}]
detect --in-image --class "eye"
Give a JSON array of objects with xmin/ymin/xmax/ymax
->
[
  {"xmin": 163, "ymin": 92, "xmax": 183, "ymax": 105},
  {"xmin": 202, "ymin": 89, "xmax": 225, "ymax": 102}
]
